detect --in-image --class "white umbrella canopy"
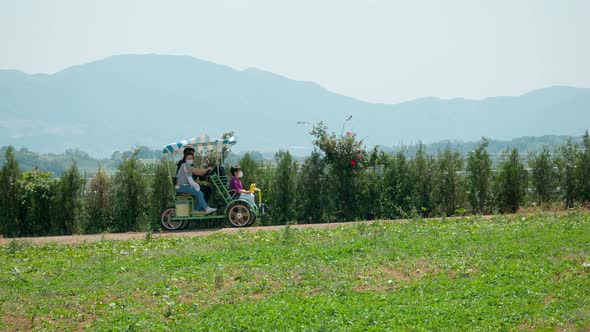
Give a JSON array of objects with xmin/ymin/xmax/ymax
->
[{"xmin": 161, "ymin": 135, "xmax": 237, "ymax": 156}]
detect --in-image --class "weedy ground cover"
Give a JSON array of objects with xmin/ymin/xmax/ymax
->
[{"xmin": 1, "ymin": 212, "xmax": 589, "ymax": 331}]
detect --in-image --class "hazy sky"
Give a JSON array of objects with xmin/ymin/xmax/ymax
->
[{"xmin": 1, "ymin": 0, "xmax": 589, "ymax": 103}]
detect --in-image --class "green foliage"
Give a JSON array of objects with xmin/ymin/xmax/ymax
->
[
  {"xmin": 84, "ymin": 167, "xmax": 113, "ymax": 233},
  {"xmin": 357, "ymin": 167, "xmax": 387, "ymax": 220},
  {"xmin": 383, "ymin": 152, "xmax": 416, "ymax": 218},
  {"xmin": 54, "ymin": 162, "xmax": 86, "ymax": 234},
  {"xmin": 0, "ymin": 146, "xmax": 124, "ymax": 177},
  {"xmin": 467, "ymin": 138, "xmax": 492, "ymax": 213},
  {"xmin": 4, "ymin": 130, "xmax": 590, "ymax": 236},
  {"xmin": 251, "ymin": 163, "xmax": 274, "ymax": 225},
  {"xmin": 556, "ymin": 139, "xmax": 580, "ymax": 208},
  {"xmin": 112, "ymin": 151, "xmax": 149, "ymax": 232},
  {"xmin": 237, "ymin": 152, "xmax": 260, "ymax": 189},
  {"xmin": 203, "ymin": 131, "xmax": 235, "ymax": 168},
  {"xmin": 383, "ymin": 134, "xmax": 584, "ymax": 159},
  {"xmin": 149, "ymin": 158, "xmax": 174, "ymax": 230},
  {"xmin": 1, "ymin": 213, "xmax": 589, "ymax": 330},
  {"xmin": 412, "ymin": 144, "xmax": 436, "ymax": 217},
  {"xmin": 296, "ymin": 151, "xmax": 328, "ymax": 222},
  {"xmin": 310, "ymin": 122, "xmax": 368, "ymax": 220},
  {"xmin": 529, "ymin": 146, "xmax": 557, "ymax": 205},
  {"xmin": 269, "ymin": 151, "xmax": 297, "ymax": 225},
  {"xmin": 578, "ymin": 130, "xmax": 590, "ymax": 203},
  {"xmin": 18, "ymin": 169, "xmax": 59, "ymax": 236},
  {"xmin": 494, "ymin": 148, "xmax": 529, "ymax": 213},
  {"xmin": 0, "ymin": 147, "xmax": 21, "ymax": 237},
  {"xmin": 434, "ymin": 147, "xmax": 465, "ymax": 216}
]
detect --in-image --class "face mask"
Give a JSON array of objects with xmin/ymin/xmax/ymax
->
[
  {"xmin": 185, "ymin": 159, "xmax": 194, "ymax": 166},
  {"xmin": 238, "ymin": 171, "xmax": 243, "ymax": 178}
]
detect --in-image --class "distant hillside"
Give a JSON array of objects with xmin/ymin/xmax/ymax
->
[
  {"xmin": 1, "ymin": 54, "xmax": 589, "ymax": 157},
  {"xmin": 384, "ymin": 134, "xmax": 585, "ymax": 156}
]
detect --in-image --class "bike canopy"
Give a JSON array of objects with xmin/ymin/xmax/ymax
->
[{"xmin": 161, "ymin": 135, "xmax": 237, "ymax": 156}]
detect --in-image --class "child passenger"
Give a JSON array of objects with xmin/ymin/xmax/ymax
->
[{"xmin": 229, "ymin": 166, "xmax": 256, "ymax": 206}]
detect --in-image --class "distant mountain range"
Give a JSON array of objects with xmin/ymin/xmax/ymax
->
[{"xmin": 1, "ymin": 54, "xmax": 589, "ymax": 157}]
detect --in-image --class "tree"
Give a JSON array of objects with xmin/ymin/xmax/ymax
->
[
  {"xmin": 357, "ymin": 166, "xmax": 386, "ymax": 221},
  {"xmin": 85, "ymin": 167, "xmax": 113, "ymax": 233},
  {"xmin": 578, "ymin": 131, "xmax": 590, "ymax": 203},
  {"xmin": 0, "ymin": 147, "xmax": 21, "ymax": 237},
  {"xmin": 238, "ymin": 152, "xmax": 261, "ymax": 189},
  {"xmin": 529, "ymin": 146, "xmax": 557, "ymax": 205},
  {"xmin": 310, "ymin": 122, "xmax": 368, "ymax": 220},
  {"xmin": 54, "ymin": 162, "xmax": 86, "ymax": 234},
  {"xmin": 357, "ymin": 146, "xmax": 390, "ymax": 220},
  {"xmin": 296, "ymin": 151, "xmax": 327, "ymax": 222},
  {"xmin": 556, "ymin": 139, "xmax": 580, "ymax": 208},
  {"xmin": 20, "ymin": 169, "xmax": 59, "ymax": 236},
  {"xmin": 434, "ymin": 147, "xmax": 465, "ymax": 216},
  {"xmin": 150, "ymin": 158, "xmax": 174, "ymax": 230},
  {"xmin": 112, "ymin": 151, "xmax": 149, "ymax": 232},
  {"xmin": 466, "ymin": 138, "xmax": 492, "ymax": 213},
  {"xmin": 494, "ymin": 148, "xmax": 528, "ymax": 213},
  {"xmin": 412, "ymin": 144, "xmax": 436, "ymax": 217},
  {"xmin": 269, "ymin": 151, "xmax": 297, "ymax": 224},
  {"xmin": 383, "ymin": 152, "xmax": 416, "ymax": 218}
]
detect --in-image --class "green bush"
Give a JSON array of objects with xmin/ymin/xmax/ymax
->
[
  {"xmin": 84, "ymin": 167, "xmax": 113, "ymax": 233},
  {"xmin": 296, "ymin": 151, "xmax": 328, "ymax": 222},
  {"xmin": 494, "ymin": 148, "xmax": 528, "ymax": 213},
  {"xmin": 0, "ymin": 147, "xmax": 21, "ymax": 237},
  {"xmin": 112, "ymin": 150, "xmax": 149, "ymax": 232},
  {"xmin": 467, "ymin": 138, "xmax": 492, "ymax": 213},
  {"xmin": 54, "ymin": 162, "xmax": 86, "ymax": 234},
  {"xmin": 19, "ymin": 169, "xmax": 58, "ymax": 236},
  {"xmin": 269, "ymin": 151, "xmax": 297, "ymax": 225}
]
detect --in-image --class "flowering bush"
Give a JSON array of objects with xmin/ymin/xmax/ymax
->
[
  {"xmin": 310, "ymin": 122, "xmax": 369, "ymax": 174},
  {"xmin": 310, "ymin": 122, "xmax": 371, "ymax": 220}
]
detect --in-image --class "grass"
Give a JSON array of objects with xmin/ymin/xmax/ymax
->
[{"xmin": 1, "ymin": 212, "xmax": 589, "ymax": 331}]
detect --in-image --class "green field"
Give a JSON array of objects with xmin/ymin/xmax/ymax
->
[{"xmin": 1, "ymin": 212, "xmax": 589, "ymax": 331}]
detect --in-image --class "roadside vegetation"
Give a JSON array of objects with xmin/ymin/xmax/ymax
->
[
  {"xmin": 1, "ymin": 212, "xmax": 589, "ymax": 330},
  {"xmin": 1, "ymin": 127, "xmax": 590, "ymax": 237}
]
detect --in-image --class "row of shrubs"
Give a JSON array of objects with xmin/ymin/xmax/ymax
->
[{"xmin": 1, "ymin": 126, "xmax": 589, "ymax": 237}]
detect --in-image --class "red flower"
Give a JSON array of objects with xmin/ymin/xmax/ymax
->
[
  {"xmin": 357, "ymin": 155, "xmax": 362, "ymax": 160},
  {"xmin": 346, "ymin": 131, "xmax": 351, "ymax": 135},
  {"xmin": 351, "ymin": 160, "xmax": 357, "ymax": 166}
]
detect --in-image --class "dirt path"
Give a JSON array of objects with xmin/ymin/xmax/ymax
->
[
  {"xmin": 0, "ymin": 210, "xmax": 570, "ymax": 246},
  {"xmin": 0, "ymin": 220, "xmax": 390, "ymax": 246}
]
